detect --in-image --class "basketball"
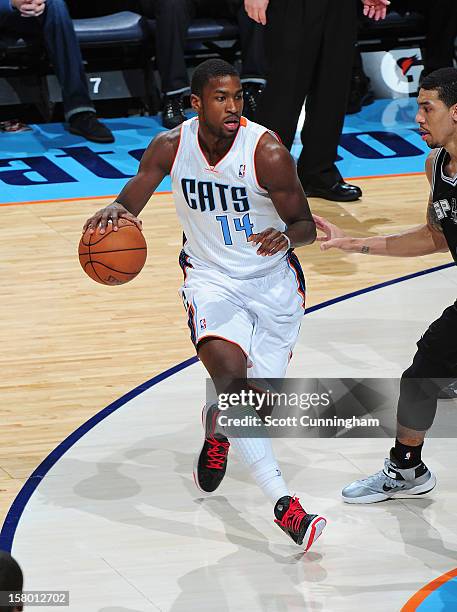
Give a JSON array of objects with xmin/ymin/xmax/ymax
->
[{"xmin": 78, "ymin": 218, "xmax": 147, "ymax": 285}]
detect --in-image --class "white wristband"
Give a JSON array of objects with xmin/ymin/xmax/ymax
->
[{"xmin": 282, "ymin": 233, "xmax": 291, "ymax": 250}]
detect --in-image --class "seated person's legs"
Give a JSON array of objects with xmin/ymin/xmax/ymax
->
[
  {"xmin": 231, "ymin": 1, "xmax": 267, "ymax": 119},
  {"xmin": 140, "ymin": 0, "xmax": 267, "ymax": 127},
  {"xmin": 0, "ymin": 0, "xmax": 113, "ymax": 142},
  {"xmin": 140, "ymin": 0, "xmax": 196, "ymax": 128},
  {"xmin": 43, "ymin": 0, "xmax": 114, "ymax": 142}
]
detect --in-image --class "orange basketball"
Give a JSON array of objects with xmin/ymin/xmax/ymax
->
[{"xmin": 79, "ymin": 218, "xmax": 147, "ymax": 285}]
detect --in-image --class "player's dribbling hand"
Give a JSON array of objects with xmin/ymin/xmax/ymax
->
[
  {"xmin": 82, "ymin": 202, "xmax": 143, "ymax": 235},
  {"xmin": 248, "ymin": 228, "xmax": 290, "ymax": 256}
]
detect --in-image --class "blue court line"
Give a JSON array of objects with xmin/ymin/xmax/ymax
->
[
  {"xmin": 0, "ymin": 259, "xmax": 456, "ymax": 609},
  {"xmin": 0, "ymin": 355, "xmax": 198, "ymax": 552},
  {"xmin": 305, "ymin": 262, "xmax": 456, "ymax": 314}
]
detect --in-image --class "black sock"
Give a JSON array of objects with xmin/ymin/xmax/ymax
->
[{"xmin": 392, "ymin": 439, "xmax": 423, "ymax": 468}]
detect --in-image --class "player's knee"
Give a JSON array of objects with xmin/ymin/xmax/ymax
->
[
  {"xmin": 198, "ymin": 338, "xmax": 247, "ymax": 390},
  {"xmin": 216, "ymin": 360, "xmax": 246, "ymax": 387}
]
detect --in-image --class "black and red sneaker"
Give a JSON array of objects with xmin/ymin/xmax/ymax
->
[
  {"xmin": 274, "ymin": 495, "xmax": 326, "ymax": 550},
  {"xmin": 193, "ymin": 404, "xmax": 230, "ymax": 494}
]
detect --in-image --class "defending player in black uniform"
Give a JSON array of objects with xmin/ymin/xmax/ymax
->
[{"xmin": 315, "ymin": 67, "xmax": 457, "ymax": 503}]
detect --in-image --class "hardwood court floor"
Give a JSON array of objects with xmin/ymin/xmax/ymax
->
[
  {"xmin": 12, "ymin": 253, "xmax": 457, "ymax": 611},
  {"xmin": 0, "ymin": 174, "xmax": 452, "ymax": 526}
]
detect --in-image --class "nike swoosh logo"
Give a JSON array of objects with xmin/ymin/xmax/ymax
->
[
  {"xmin": 383, "ymin": 482, "xmax": 405, "ymax": 492},
  {"xmin": 385, "ymin": 469, "xmax": 398, "ymax": 478},
  {"xmin": 383, "ymin": 483, "xmax": 396, "ymax": 492}
]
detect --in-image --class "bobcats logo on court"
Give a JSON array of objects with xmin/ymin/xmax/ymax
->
[{"xmin": 433, "ymin": 198, "xmax": 457, "ymax": 224}]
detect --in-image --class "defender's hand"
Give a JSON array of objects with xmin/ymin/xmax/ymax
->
[
  {"xmin": 313, "ymin": 214, "xmax": 346, "ymax": 243},
  {"xmin": 82, "ymin": 203, "xmax": 142, "ymax": 235},
  {"xmin": 320, "ymin": 237, "xmax": 357, "ymax": 252},
  {"xmin": 248, "ymin": 228, "xmax": 290, "ymax": 256}
]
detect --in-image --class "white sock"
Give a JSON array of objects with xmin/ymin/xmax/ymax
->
[{"xmin": 220, "ymin": 405, "xmax": 290, "ymax": 504}]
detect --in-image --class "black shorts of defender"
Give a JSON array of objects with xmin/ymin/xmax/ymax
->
[{"xmin": 397, "ymin": 300, "xmax": 457, "ymax": 431}]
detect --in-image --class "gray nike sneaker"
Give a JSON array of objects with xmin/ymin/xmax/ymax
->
[{"xmin": 342, "ymin": 451, "xmax": 436, "ymax": 504}]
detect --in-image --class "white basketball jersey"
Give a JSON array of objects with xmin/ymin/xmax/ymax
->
[{"xmin": 170, "ymin": 116, "xmax": 288, "ymax": 279}]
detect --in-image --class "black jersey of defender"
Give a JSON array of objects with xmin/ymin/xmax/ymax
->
[{"xmin": 431, "ymin": 148, "xmax": 457, "ymax": 264}]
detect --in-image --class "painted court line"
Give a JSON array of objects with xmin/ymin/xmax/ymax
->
[
  {"xmin": 0, "ymin": 192, "xmax": 173, "ymax": 208},
  {"xmin": 0, "ymin": 172, "xmax": 426, "ymax": 208},
  {"xmin": 345, "ymin": 171, "xmax": 425, "ymax": 181},
  {"xmin": 401, "ymin": 568, "xmax": 457, "ymax": 611}
]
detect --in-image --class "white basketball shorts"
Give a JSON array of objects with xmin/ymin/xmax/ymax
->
[{"xmin": 178, "ymin": 250, "xmax": 306, "ymax": 378}]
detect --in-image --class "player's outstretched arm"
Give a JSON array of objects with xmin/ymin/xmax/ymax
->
[
  {"xmin": 249, "ymin": 133, "xmax": 316, "ymax": 256},
  {"xmin": 315, "ymin": 152, "xmax": 449, "ymax": 256},
  {"xmin": 82, "ymin": 129, "xmax": 179, "ymax": 234},
  {"xmin": 315, "ymin": 212, "xmax": 446, "ymax": 256}
]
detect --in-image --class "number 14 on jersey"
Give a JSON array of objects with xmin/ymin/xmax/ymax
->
[{"xmin": 215, "ymin": 213, "xmax": 254, "ymax": 245}]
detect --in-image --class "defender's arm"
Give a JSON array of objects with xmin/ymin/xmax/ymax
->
[{"xmin": 317, "ymin": 151, "xmax": 448, "ymax": 256}]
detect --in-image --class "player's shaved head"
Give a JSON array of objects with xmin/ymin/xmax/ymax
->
[
  {"xmin": 191, "ymin": 59, "xmax": 239, "ymax": 97},
  {"xmin": 421, "ymin": 67, "xmax": 457, "ymax": 108}
]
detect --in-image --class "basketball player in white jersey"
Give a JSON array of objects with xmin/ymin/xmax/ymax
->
[{"xmin": 82, "ymin": 59, "xmax": 326, "ymax": 550}]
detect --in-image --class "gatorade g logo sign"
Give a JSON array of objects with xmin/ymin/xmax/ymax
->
[
  {"xmin": 397, "ymin": 55, "xmax": 422, "ymax": 77},
  {"xmin": 381, "ymin": 50, "xmax": 423, "ymax": 95}
]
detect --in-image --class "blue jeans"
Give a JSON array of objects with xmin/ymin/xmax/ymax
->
[{"xmin": 0, "ymin": 0, "xmax": 94, "ymax": 120}]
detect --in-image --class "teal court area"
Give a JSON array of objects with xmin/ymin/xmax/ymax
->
[{"xmin": 0, "ymin": 98, "xmax": 428, "ymax": 205}]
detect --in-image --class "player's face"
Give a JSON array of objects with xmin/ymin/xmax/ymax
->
[
  {"xmin": 192, "ymin": 76, "xmax": 244, "ymax": 138},
  {"xmin": 416, "ymin": 88, "xmax": 457, "ymax": 149}
]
